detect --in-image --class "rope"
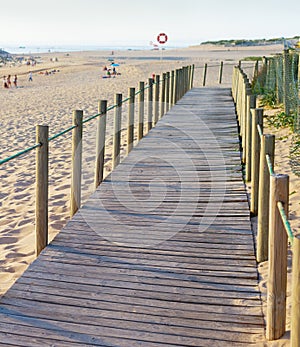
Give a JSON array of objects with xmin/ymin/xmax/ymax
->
[
  {"xmin": 48, "ymin": 125, "xmax": 77, "ymax": 141},
  {"xmin": 277, "ymin": 201, "xmax": 294, "ymax": 244},
  {"xmin": 257, "ymin": 124, "xmax": 263, "ymax": 138},
  {"xmin": 0, "ymin": 143, "xmax": 41, "ymax": 166},
  {"xmin": 266, "ymin": 154, "xmax": 274, "ymax": 175}
]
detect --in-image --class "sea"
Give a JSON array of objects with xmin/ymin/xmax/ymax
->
[{"xmin": 2, "ymin": 44, "xmax": 184, "ymax": 55}]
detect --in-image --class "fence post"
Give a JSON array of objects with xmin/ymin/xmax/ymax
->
[
  {"xmin": 267, "ymin": 174, "xmax": 289, "ymax": 341},
  {"xmin": 219, "ymin": 61, "xmax": 223, "ymax": 84},
  {"xmin": 160, "ymin": 73, "xmax": 166, "ymax": 118},
  {"xmin": 154, "ymin": 75, "xmax": 160, "ymax": 125},
  {"xmin": 241, "ymin": 86, "xmax": 250, "ymax": 161},
  {"xmin": 283, "ymin": 49, "xmax": 291, "ymax": 116},
  {"xmin": 276, "ymin": 57, "xmax": 283, "ymax": 104},
  {"xmin": 203, "ymin": 63, "xmax": 207, "ymax": 86},
  {"xmin": 253, "ymin": 60, "xmax": 259, "ymax": 80},
  {"xmin": 184, "ymin": 66, "xmax": 188, "ymax": 93},
  {"xmin": 178, "ymin": 68, "xmax": 182, "ymax": 99},
  {"xmin": 250, "ymin": 108, "xmax": 263, "ymax": 215},
  {"xmin": 190, "ymin": 64, "xmax": 195, "ymax": 89},
  {"xmin": 245, "ymin": 93, "xmax": 256, "ymax": 182},
  {"xmin": 174, "ymin": 69, "xmax": 179, "ymax": 104},
  {"xmin": 166, "ymin": 72, "xmax": 170, "ymax": 112},
  {"xmin": 236, "ymin": 70, "xmax": 243, "ymax": 123},
  {"xmin": 171, "ymin": 70, "xmax": 175, "ymax": 105},
  {"xmin": 36, "ymin": 125, "xmax": 49, "ymax": 256},
  {"xmin": 127, "ymin": 87, "xmax": 135, "ymax": 154},
  {"xmin": 138, "ymin": 81, "xmax": 144, "ymax": 141},
  {"xmin": 112, "ymin": 93, "xmax": 122, "ymax": 170},
  {"xmin": 70, "ymin": 110, "xmax": 83, "ymax": 218},
  {"xmin": 94, "ymin": 100, "xmax": 107, "ymax": 188},
  {"xmin": 147, "ymin": 78, "xmax": 153, "ymax": 132},
  {"xmin": 257, "ymin": 134, "xmax": 275, "ymax": 262},
  {"xmin": 291, "ymin": 236, "xmax": 300, "ymax": 347}
]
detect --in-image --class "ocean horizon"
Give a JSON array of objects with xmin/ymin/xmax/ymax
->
[{"xmin": 1, "ymin": 44, "xmax": 187, "ymax": 55}]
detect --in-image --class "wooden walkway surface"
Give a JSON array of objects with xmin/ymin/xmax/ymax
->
[{"xmin": 0, "ymin": 88, "xmax": 265, "ymax": 346}]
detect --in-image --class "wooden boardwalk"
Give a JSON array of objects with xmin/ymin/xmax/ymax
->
[{"xmin": 0, "ymin": 88, "xmax": 265, "ymax": 346}]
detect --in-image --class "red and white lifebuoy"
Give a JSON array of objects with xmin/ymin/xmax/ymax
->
[{"xmin": 157, "ymin": 33, "xmax": 168, "ymax": 44}]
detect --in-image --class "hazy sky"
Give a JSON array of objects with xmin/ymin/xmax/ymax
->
[{"xmin": 0, "ymin": 0, "xmax": 299, "ymax": 47}]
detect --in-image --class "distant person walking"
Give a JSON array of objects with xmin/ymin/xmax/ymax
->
[
  {"xmin": 3, "ymin": 76, "xmax": 8, "ymax": 89},
  {"xmin": 28, "ymin": 71, "xmax": 33, "ymax": 82},
  {"xmin": 7, "ymin": 75, "xmax": 12, "ymax": 88},
  {"xmin": 13, "ymin": 75, "xmax": 18, "ymax": 88}
]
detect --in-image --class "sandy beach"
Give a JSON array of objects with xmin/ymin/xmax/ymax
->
[{"xmin": 0, "ymin": 44, "xmax": 296, "ymax": 346}]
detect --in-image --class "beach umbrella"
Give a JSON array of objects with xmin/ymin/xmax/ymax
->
[{"xmin": 111, "ymin": 63, "xmax": 119, "ymax": 67}]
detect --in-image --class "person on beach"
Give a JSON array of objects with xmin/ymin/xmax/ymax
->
[
  {"xmin": 28, "ymin": 72, "xmax": 33, "ymax": 82},
  {"xmin": 13, "ymin": 75, "xmax": 18, "ymax": 88},
  {"xmin": 3, "ymin": 76, "xmax": 8, "ymax": 89},
  {"xmin": 7, "ymin": 75, "xmax": 12, "ymax": 88}
]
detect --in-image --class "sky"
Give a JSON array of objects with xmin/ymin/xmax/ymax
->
[{"xmin": 0, "ymin": 0, "xmax": 299, "ymax": 48}]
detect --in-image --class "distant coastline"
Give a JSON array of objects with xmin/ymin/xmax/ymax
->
[{"xmin": 1, "ymin": 44, "xmax": 186, "ymax": 55}]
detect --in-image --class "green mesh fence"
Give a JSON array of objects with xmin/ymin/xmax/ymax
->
[{"xmin": 252, "ymin": 50, "xmax": 300, "ymax": 176}]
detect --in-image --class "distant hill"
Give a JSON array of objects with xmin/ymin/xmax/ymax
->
[{"xmin": 200, "ymin": 36, "xmax": 300, "ymax": 47}]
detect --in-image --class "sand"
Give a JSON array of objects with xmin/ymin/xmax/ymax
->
[{"xmin": 0, "ymin": 44, "xmax": 295, "ymax": 346}]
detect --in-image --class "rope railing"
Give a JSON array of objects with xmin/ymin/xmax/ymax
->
[
  {"xmin": 0, "ymin": 143, "xmax": 41, "ymax": 166},
  {"xmin": 0, "ymin": 71, "xmax": 178, "ymax": 167},
  {"xmin": 266, "ymin": 154, "xmax": 275, "ymax": 176},
  {"xmin": 232, "ymin": 64, "xmax": 300, "ymax": 345},
  {"xmin": 277, "ymin": 201, "xmax": 294, "ymax": 244},
  {"xmin": 1, "ymin": 64, "xmax": 195, "ymax": 255},
  {"xmin": 48, "ymin": 124, "xmax": 77, "ymax": 141}
]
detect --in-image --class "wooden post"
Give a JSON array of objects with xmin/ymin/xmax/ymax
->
[
  {"xmin": 257, "ymin": 134, "xmax": 275, "ymax": 262},
  {"xmin": 147, "ymin": 78, "xmax": 153, "ymax": 132},
  {"xmin": 154, "ymin": 75, "xmax": 160, "ymax": 125},
  {"xmin": 283, "ymin": 49, "xmax": 290, "ymax": 116},
  {"xmin": 138, "ymin": 81, "xmax": 144, "ymax": 141},
  {"xmin": 184, "ymin": 66, "xmax": 188, "ymax": 93},
  {"xmin": 242, "ymin": 87, "xmax": 251, "ymax": 163},
  {"xmin": 203, "ymin": 63, "xmax": 207, "ymax": 86},
  {"xmin": 250, "ymin": 108, "xmax": 263, "ymax": 215},
  {"xmin": 178, "ymin": 68, "xmax": 182, "ymax": 99},
  {"xmin": 70, "ymin": 110, "xmax": 83, "ymax": 217},
  {"xmin": 180, "ymin": 68, "xmax": 184, "ymax": 98},
  {"xmin": 291, "ymin": 236, "xmax": 300, "ymax": 347},
  {"xmin": 232, "ymin": 67, "xmax": 238, "ymax": 104},
  {"xmin": 240, "ymin": 81, "xmax": 247, "ymax": 154},
  {"xmin": 166, "ymin": 72, "xmax": 170, "ymax": 112},
  {"xmin": 236, "ymin": 70, "xmax": 243, "ymax": 122},
  {"xmin": 238, "ymin": 76, "xmax": 246, "ymax": 136},
  {"xmin": 160, "ymin": 73, "xmax": 166, "ymax": 118},
  {"xmin": 267, "ymin": 174, "xmax": 289, "ymax": 341},
  {"xmin": 177, "ymin": 68, "xmax": 181, "ymax": 100},
  {"xmin": 36, "ymin": 125, "xmax": 49, "ymax": 256},
  {"xmin": 254, "ymin": 60, "xmax": 259, "ymax": 80},
  {"xmin": 190, "ymin": 64, "xmax": 195, "ymax": 89},
  {"xmin": 170, "ymin": 70, "xmax": 175, "ymax": 105},
  {"xmin": 219, "ymin": 61, "xmax": 224, "ymax": 84},
  {"xmin": 245, "ymin": 94, "xmax": 256, "ymax": 182},
  {"xmin": 112, "ymin": 93, "xmax": 122, "ymax": 170},
  {"xmin": 127, "ymin": 87, "xmax": 135, "ymax": 154},
  {"xmin": 174, "ymin": 69, "xmax": 179, "ymax": 104},
  {"xmin": 94, "ymin": 100, "xmax": 107, "ymax": 188}
]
